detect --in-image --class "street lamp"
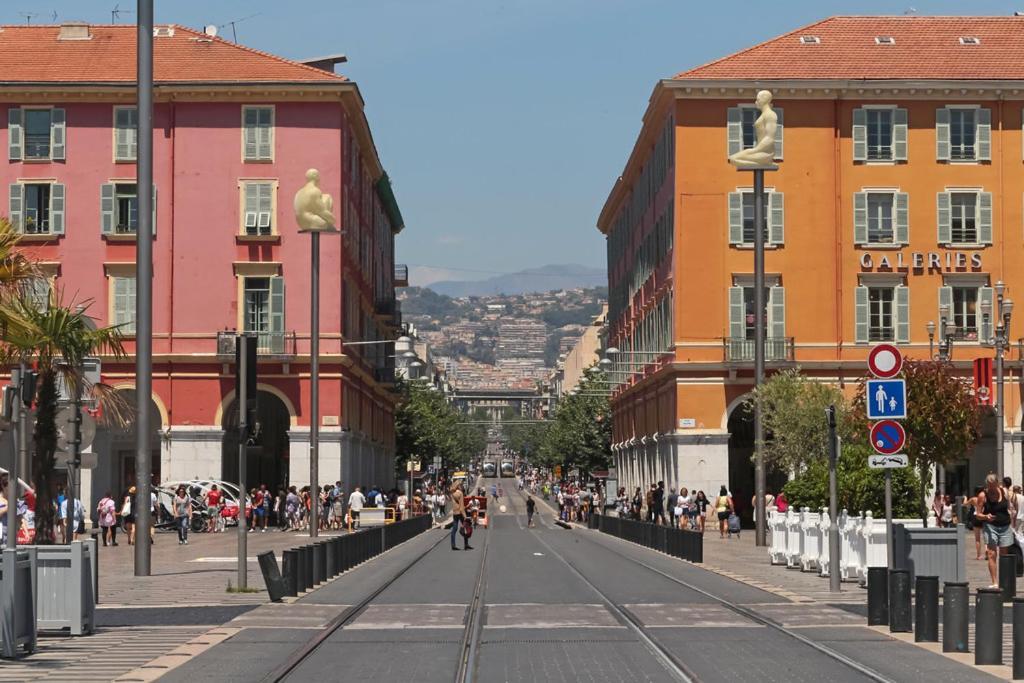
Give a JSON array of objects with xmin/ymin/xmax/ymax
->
[{"xmin": 981, "ymin": 281, "xmax": 1013, "ymax": 481}]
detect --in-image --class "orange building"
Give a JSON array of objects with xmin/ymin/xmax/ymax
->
[{"xmin": 598, "ymin": 16, "xmax": 1024, "ymax": 514}]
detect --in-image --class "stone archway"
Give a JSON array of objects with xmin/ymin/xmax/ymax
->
[{"xmin": 221, "ymin": 390, "xmax": 291, "ymax": 494}]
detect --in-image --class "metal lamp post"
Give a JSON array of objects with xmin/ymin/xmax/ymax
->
[{"xmin": 981, "ymin": 282, "xmax": 1013, "ymax": 481}]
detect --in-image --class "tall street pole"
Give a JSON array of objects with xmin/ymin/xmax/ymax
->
[
  {"xmin": 309, "ymin": 231, "xmax": 320, "ymax": 538},
  {"xmin": 826, "ymin": 406, "xmax": 840, "ymax": 593},
  {"xmin": 134, "ymin": 0, "xmax": 154, "ymax": 576},
  {"xmin": 753, "ymin": 169, "xmax": 767, "ymax": 547},
  {"xmin": 997, "ymin": 341, "xmax": 1005, "ymax": 481},
  {"xmin": 237, "ymin": 336, "xmax": 249, "ymax": 588},
  {"xmin": 6, "ymin": 365, "xmax": 24, "ymax": 549}
]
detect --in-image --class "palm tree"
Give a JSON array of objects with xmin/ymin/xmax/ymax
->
[{"xmin": 10, "ymin": 292, "xmax": 127, "ymax": 544}]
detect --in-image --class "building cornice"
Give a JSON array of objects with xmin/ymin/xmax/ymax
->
[{"xmin": 664, "ymin": 77, "xmax": 1024, "ymax": 100}]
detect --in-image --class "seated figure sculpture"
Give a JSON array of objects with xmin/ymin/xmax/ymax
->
[
  {"xmin": 728, "ymin": 90, "xmax": 778, "ymax": 169},
  {"xmin": 293, "ymin": 168, "xmax": 336, "ymax": 232}
]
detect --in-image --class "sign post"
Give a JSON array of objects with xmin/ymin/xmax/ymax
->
[
  {"xmin": 867, "ymin": 344, "xmax": 907, "ymax": 572},
  {"xmin": 826, "ymin": 405, "xmax": 840, "ymax": 593}
]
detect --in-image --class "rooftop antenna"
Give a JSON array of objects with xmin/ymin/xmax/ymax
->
[
  {"xmin": 218, "ymin": 12, "xmax": 261, "ymax": 43},
  {"xmin": 111, "ymin": 4, "xmax": 134, "ymax": 24},
  {"xmin": 19, "ymin": 12, "xmax": 43, "ymax": 25},
  {"xmin": 904, "ymin": 6, "xmax": 918, "ymax": 14}
]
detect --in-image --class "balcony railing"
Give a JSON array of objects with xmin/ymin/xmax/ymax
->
[
  {"xmin": 394, "ymin": 264, "xmax": 409, "ymax": 287},
  {"xmin": 723, "ymin": 337, "xmax": 795, "ymax": 363},
  {"xmin": 216, "ymin": 330, "xmax": 297, "ymax": 359}
]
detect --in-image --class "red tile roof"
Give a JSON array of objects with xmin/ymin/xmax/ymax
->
[
  {"xmin": 0, "ymin": 24, "xmax": 345, "ymax": 84},
  {"xmin": 676, "ymin": 16, "xmax": 1024, "ymax": 81}
]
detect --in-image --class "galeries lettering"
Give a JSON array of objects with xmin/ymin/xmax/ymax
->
[{"xmin": 859, "ymin": 251, "xmax": 982, "ymax": 273}]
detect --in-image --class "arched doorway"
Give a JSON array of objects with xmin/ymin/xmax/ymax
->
[
  {"xmin": 91, "ymin": 389, "xmax": 163, "ymax": 502},
  {"xmin": 946, "ymin": 406, "xmax": 996, "ymax": 497},
  {"xmin": 221, "ymin": 390, "xmax": 291, "ymax": 494},
  {"xmin": 727, "ymin": 400, "xmax": 788, "ymax": 526}
]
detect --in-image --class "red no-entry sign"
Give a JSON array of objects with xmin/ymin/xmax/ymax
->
[
  {"xmin": 870, "ymin": 420, "xmax": 906, "ymax": 455},
  {"xmin": 867, "ymin": 344, "xmax": 903, "ymax": 379}
]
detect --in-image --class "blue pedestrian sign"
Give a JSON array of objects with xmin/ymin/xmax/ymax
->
[{"xmin": 866, "ymin": 379, "xmax": 907, "ymax": 420}]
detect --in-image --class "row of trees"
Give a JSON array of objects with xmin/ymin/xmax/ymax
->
[
  {"xmin": 756, "ymin": 362, "xmax": 980, "ymax": 518},
  {"xmin": 393, "ymin": 379, "xmax": 486, "ymax": 473},
  {"xmin": 0, "ymin": 218, "xmax": 128, "ymax": 544}
]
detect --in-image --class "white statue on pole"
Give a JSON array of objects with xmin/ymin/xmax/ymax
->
[
  {"xmin": 293, "ymin": 168, "xmax": 337, "ymax": 232},
  {"xmin": 728, "ymin": 90, "xmax": 778, "ymax": 169}
]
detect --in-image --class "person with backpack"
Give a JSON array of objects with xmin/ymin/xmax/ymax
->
[{"xmin": 715, "ymin": 485, "xmax": 734, "ymax": 539}]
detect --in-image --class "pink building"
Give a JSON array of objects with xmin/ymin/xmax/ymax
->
[{"xmin": 0, "ymin": 23, "xmax": 408, "ymax": 502}]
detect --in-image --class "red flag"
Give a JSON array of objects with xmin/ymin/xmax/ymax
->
[{"xmin": 973, "ymin": 357, "xmax": 993, "ymax": 406}]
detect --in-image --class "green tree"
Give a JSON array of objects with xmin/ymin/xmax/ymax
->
[
  {"xmin": 538, "ymin": 368, "xmax": 611, "ymax": 474},
  {"xmin": 850, "ymin": 360, "xmax": 980, "ymax": 519},
  {"xmin": 394, "ymin": 381, "xmax": 484, "ymax": 474}
]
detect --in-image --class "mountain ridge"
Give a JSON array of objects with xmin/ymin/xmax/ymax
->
[{"xmin": 424, "ymin": 263, "xmax": 606, "ymax": 297}]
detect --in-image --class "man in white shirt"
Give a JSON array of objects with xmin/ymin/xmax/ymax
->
[
  {"xmin": 348, "ymin": 486, "xmax": 365, "ymax": 531},
  {"xmin": 59, "ymin": 497, "xmax": 85, "ymax": 542}
]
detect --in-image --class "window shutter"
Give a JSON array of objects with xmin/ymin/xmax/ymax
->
[
  {"xmin": 980, "ymin": 286, "xmax": 994, "ymax": 343},
  {"xmin": 7, "ymin": 108, "xmax": 22, "ymax": 161},
  {"xmin": 976, "ymin": 108, "xmax": 992, "ymax": 161},
  {"xmin": 243, "ymin": 107, "xmax": 258, "ymax": 160},
  {"xmin": 769, "ymin": 285, "xmax": 785, "ymax": 343},
  {"xmin": 270, "ymin": 276, "xmax": 285, "ymax": 353},
  {"xmin": 774, "ymin": 108, "xmax": 784, "ymax": 160},
  {"xmin": 258, "ymin": 182, "xmax": 273, "ymax": 230},
  {"xmin": 50, "ymin": 107, "xmax": 65, "ymax": 161},
  {"xmin": 243, "ymin": 182, "xmax": 258, "ymax": 232},
  {"xmin": 978, "ymin": 192, "xmax": 993, "ymax": 244},
  {"xmin": 728, "ymin": 286, "xmax": 744, "ymax": 341},
  {"xmin": 938, "ymin": 286, "xmax": 952, "ymax": 341},
  {"xmin": 936, "ymin": 192, "xmax": 952, "ymax": 243},
  {"xmin": 853, "ymin": 191, "xmax": 868, "ymax": 244},
  {"xmin": 114, "ymin": 108, "xmax": 136, "ymax": 161},
  {"xmin": 894, "ymin": 192, "xmax": 909, "ymax": 244},
  {"xmin": 855, "ymin": 286, "xmax": 869, "ymax": 343},
  {"xmin": 768, "ymin": 191, "xmax": 784, "ymax": 245},
  {"xmin": 8, "ymin": 183, "xmax": 23, "ymax": 233},
  {"xmin": 127, "ymin": 276, "xmax": 136, "ymax": 335},
  {"xmin": 152, "ymin": 185, "xmax": 157, "ymax": 236},
  {"xmin": 895, "ymin": 286, "xmax": 909, "ymax": 344},
  {"xmin": 936, "ymin": 107, "xmax": 951, "ymax": 161},
  {"xmin": 49, "ymin": 183, "xmax": 65, "ymax": 235},
  {"xmin": 728, "ymin": 192, "xmax": 743, "ymax": 245},
  {"xmin": 257, "ymin": 108, "xmax": 272, "ymax": 160},
  {"xmin": 893, "ymin": 108, "xmax": 908, "ymax": 161},
  {"xmin": 726, "ymin": 107, "xmax": 742, "ymax": 157},
  {"xmin": 100, "ymin": 183, "xmax": 115, "ymax": 234},
  {"xmin": 852, "ymin": 108, "xmax": 868, "ymax": 161}
]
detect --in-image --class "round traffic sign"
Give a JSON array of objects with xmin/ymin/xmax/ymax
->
[
  {"xmin": 870, "ymin": 420, "xmax": 905, "ymax": 455},
  {"xmin": 868, "ymin": 343, "xmax": 903, "ymax": 379}
]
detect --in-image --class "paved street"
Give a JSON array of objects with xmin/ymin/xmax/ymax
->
[{"xmin": 147, "ymin": 481, "xmax": 998, "ymax": 682}]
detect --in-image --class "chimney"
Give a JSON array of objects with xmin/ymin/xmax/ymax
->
[{"xmin": 57, "ymin": 22, "xmax": 92, "ymax": 41}]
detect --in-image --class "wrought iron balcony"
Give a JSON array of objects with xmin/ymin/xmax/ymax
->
[
  {"xmin": 394, "ymin": 264, "xmax": 409, "ymax": 287},
  {"xmin": 216, "ymin": 330, "xmax": 297, "ymax": 359},
  {"xmin": 723, "ymin": 337, "xmax": 795, "ymax": 363}
]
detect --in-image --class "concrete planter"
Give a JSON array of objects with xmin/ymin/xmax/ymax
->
[
  {"xmin": 892, "ymin": 523, "xmax": 966, "ymax": 586},
  {"xmin": 26, "ymin": 540, "xmax": 96, "ymax": 635},
  {"xmin": 0, "ymin": 547, "xmax": 38, "ymax": 658}
]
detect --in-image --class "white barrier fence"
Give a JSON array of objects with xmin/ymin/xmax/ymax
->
[{"xmin": 768, "ymin": 508, "xmax": 935, "ymax": 584}]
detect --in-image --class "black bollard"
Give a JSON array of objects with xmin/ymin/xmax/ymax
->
[
  {"xmin": 976, "ymin": 587, "xmax": 1004, "ymax": 665},
  {"xmin": 282, "ymin": 549, "xmax": 298, "ymax": 597},
  {"xmin": 312, "ymin": 542, "xmax": 325, "ymax": 584},
  {"xmin": 1003, "ymin": 554, "xmax": 1018, "ymax": 602},
  {"xmin": 325, "ymin": 539, "xmax": 336, "ymax": 578},
  {"xmin": 943, "ymin": 582, "xmax": 970, "ymax": 653},
  {"xmin": 914, "ymin": 575, "xmax": 939, "ymax": 642},
  {"xmin": 296, "ymin": 545, "xmax": 307, "ymax": 592},
  {"xmin": 1014, "ymin": 597, "xmax": 1024, "ymax": 679},
  {"xmin": 300, "ymin": 545, "xmax": 314, "ymax": 591},
  {"xmin": 867, "ymin": 567, "xmax": 889, "ymax": 626},
  {"xmin": 888, "ymin": 569, "xmax": 912, "ymax": 633}
]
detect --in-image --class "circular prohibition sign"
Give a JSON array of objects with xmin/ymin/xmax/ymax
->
[
  {"xmin": 870, "ymin": 419, "xmax": 906, "ymax": 455},
  {"xmin": 867, "ymin": 343, "xmax": 903, "ymax": 379}
]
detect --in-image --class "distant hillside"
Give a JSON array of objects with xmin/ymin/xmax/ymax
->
[{"xmin": 426, "ymin": 264, "xmax": 606, "ymax": 297}]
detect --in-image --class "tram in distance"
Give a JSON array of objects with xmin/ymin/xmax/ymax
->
[
  {"xmin": 482, "ymin": 461, "xmax": 497, "ymax": 478},
  {"xmin": 499, "ymin": 460, "xmax": 514, "ymax": 477}
]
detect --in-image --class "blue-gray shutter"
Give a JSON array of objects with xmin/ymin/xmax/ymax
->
[
  {"xmin": 855, "ymin": 286, "xmax": 869, "ymax": 343},
  {"xmin": 978, "ymin": 192, "xmax": 992, "ymax": 244},
  {"xmin": 936, "ymin": 107, "xmax": 951, "ymax": 161},
  {"xmin": 769, "ymin": 285, "xmax": 785, "ymax": 349},
  {"xmin": 893, "ymin": 108, "xmax": 908, "ymax": 161},
  {"xmin": 938, "ymin": 286, "xmax": 952, "ymax": 341},
  {"xmin": 728, "ymin": 192, "xmax": 742, "ymax": 245},
  {"xmin": 270, "ymin": 276, "xmax": 285, "ymax": 353},
  {"xmin": 937, "ymin": 192, "xmax": 951, "ymax": 243},
  {"xmin": 100, "ymin": 183, "xmax": 115, "ymax": 234},
  {"xmin": 728, "ymin": 286, "xmax": 744, "ymax": 341},
  {"xmin": 243, "ymin": 107, "xmax": 259, "ymax": 160},
  {"xmin": 114, "ymin": 107, "xmax": 137, "ymax": 161},
  {"xmin": 976, "ymin": 108, "xmax": 992, "ymax": 161},
  {"xmin": 980, "ymin": 286, "xmax": 994, "ymax": 343},
  {"xmin": 50, "ymin": 108, "xmax": 65, "ymax": 161},
  {"xmin": 257, "ymin": 107, "xmax": 273, "ymax": 160},
  {"xmin": 152, "ymin": 185, "xmax": 157, "ymax": 236},
  {"xmin": 853, "ymin": 192, "xmax": 868, "ymax": 244},
  {"xmin": 243, "ymin": 183, "xmax": 258, "ymax": 233},
  {"xmin": 8, "ymin": 183, "xmax": 22, "ymax": 232},
  {"xmin": 726, "ymin": 107, "xmax": 742, "ymax": 156},
  {"xmin": 852, "ymin": 108, "xmax": 867, "ymax": 161},
  {"xmin": 774, "ymin": 107, "xmax": 784, "ymax": 161},
  {"xmin": 768, "ymin": 191, "xmax": 784, "ymax": 245},
  {"xmin": 49, "ymin": 183, "xmax": 65, "ymax": 235},
  {"xmin": 895, "ymin": 286, "xmax": 909, "ymax": 344},
  {"xmin": 7, "ymin": 108, "xmax": 22, "ymax": 161},
  {"xmin": 894, "ymin": 192, "xmax": 909, "ymax": 244}
]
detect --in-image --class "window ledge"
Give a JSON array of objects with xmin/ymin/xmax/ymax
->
[
  {"xmin": 104, "ymin": 233, "xmax": 138, "ymax": 242},
  {"xmin": 942, "ymin": 159, "xmax": 986, "ymax": 165},
  {"xmin": 941, "ymin": 243, "xmax": 990, "ymax": 249},
  {"xmin": 17, "ymin": 233, "xmax": 59, "ymax": 243},
  {"xmin": 242, "ymin": 158, "xmax": 274, "ymax": 164},
  {"xmin": 856, "ymin": 243, "xmax": 905, "ymax": 250},
  {"xmin": 114, "ymin": 158, "xmax": 137, "ymax": 164},
  {"xmin": 21, "ymin": 157, "xmax": 55, "ymax": 164},
  {"xmin": 731, "ymin": 244, "xmax": 782, "ymax": 250},
  {"xmin": 236, "ymin": 234, "xmax": 280, "ymax": 244},
  {"xmin": 859, "ymin": 159, "xmax": 899, "ymax": 165}
]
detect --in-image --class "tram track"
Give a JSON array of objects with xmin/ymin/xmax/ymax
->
[{"xmin": 512, "ymin": 487, "xmax": 897, "ymax": 683}]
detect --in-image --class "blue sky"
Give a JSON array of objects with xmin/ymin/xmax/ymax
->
[{"xmin": 4, "ymin": 1, "xmax": 1020, "ymax": 285}]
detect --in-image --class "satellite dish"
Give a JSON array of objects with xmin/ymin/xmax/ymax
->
[{"xmin": 204, "ymin": 24, "xmax": 218, "ymax": 37}]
